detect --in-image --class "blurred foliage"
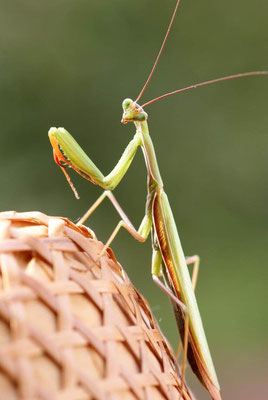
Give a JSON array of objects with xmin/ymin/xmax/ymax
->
[{"xmin": 0, "ymin": 0, "xmax": 267, "ymax": 398}]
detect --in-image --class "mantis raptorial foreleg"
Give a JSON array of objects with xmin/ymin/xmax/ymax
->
[{"xmin": 49, "ymin": 127, "xmax": 142, "ymax": 197}]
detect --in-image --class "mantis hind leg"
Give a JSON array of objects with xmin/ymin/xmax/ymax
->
[
  {"xmin": 186, "ymin": 255, "xmax": 200, "ymax": 291},
  {"xmin": 176, "ymin": 255, "xmax": 200, "ymax": 362},
  {"xmin": 151, "ymin": 251, "xmax": 199, "ymax": 310},
  {"xmin": 151, "ymin": 249, "xmax": 188, "ymax": 396},
  {"xmin": 151, "ymin": 248, "xmax": 187, "ymax": 311},
  {"xmin": 152, "ymin": 250, "xmax": 201, "ymax": 394}
]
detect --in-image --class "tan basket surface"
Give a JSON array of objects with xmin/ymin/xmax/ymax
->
[{"xmin": 0, "ymin": 211, "xmax": 194, "ymax": 400}]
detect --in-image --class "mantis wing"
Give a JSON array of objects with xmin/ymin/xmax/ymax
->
[{"xmin": 152, "ymin": 188, "xmax": 221, "ymax": 400}]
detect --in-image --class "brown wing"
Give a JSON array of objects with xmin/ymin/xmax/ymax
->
[{"xmin": 152, "ymin": 190, "xmax": 221, "ymax": 400}]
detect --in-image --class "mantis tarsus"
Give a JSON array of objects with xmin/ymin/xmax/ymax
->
[{"xmin": 48, "ymin": 1, "xmax": 268, "ymax": 399}]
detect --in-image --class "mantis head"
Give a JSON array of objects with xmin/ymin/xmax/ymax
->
[{"xmin": 121, "ymin": 98, "xmax": 148, "ymax": 124}]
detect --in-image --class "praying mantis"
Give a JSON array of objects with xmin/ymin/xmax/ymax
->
[{"xmin": 48, "ymin": 1, "xmax": 268, "ymax": 399}]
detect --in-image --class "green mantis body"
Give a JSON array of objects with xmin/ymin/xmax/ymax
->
[
  {"xmin": 49, "ymin": 98, "xmax": 221, "ymax": 400},
  {"xmin": 48, "ymin": 1, "xmax": 268, "ymax": 398}
]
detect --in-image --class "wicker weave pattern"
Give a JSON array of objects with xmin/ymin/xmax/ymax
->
[{"xmin": 0, "ymin": 211, "xmax": 194, "ymax": 400}]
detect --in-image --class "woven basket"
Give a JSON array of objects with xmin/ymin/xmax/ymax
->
[{"xmin": 0, "ymin": 211, "xmax": 195, "ymax": 400}]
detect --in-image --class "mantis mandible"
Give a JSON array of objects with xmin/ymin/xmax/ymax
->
[{"xmin": 48, "ymin": 1, "xmax": 268, "ymax": 399}]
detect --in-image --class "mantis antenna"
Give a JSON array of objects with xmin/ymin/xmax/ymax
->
[
  {"xmin": 135, "ymin": 0, "xmax": 268, "ymax": 106},
  {"xmin": 142, "ymin": 71, "xmax": 268, "ymax": 107},
  {"xmin": 135, "ymin": 0, "xmax": 182, "ymax": 103}
]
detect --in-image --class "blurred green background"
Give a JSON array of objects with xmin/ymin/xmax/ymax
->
[{"xmin": 0, "ymin": 0, "xmax": 267, "ymax": 398}]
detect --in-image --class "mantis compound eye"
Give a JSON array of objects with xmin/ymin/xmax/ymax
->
[
  {"xmin": 122, "ymin": 98, "xmax": 133, "ymax": 110},
  {"xmin": 136, "ymin": 112, "xmax": 147, "ymax": 121}
]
